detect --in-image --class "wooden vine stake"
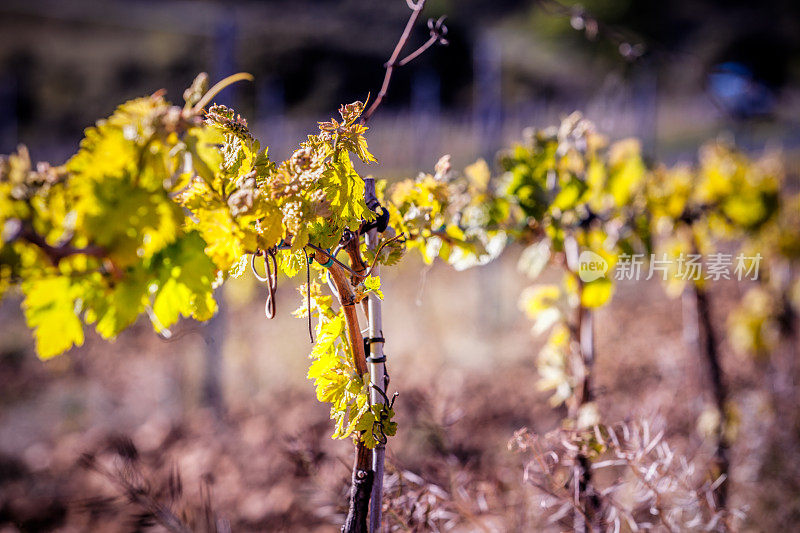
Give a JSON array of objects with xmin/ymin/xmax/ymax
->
[{"xmin": 364, "ymin": 178, "xmax": 388, "ymax": 532}]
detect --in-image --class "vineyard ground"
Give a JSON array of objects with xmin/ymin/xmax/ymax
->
[{"xmin": 0, "ymin": 250, "xmax": 794, "ymax": 531}]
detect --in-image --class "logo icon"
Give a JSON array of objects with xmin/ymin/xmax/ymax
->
[{"xmin": 578, "ymin": 251, "xmax": 608, "ymax": 282}]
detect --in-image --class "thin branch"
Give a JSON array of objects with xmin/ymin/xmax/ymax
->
[
  {"xmin": 307, "ymin": 233, "xmax": 404, "ymax": 281},
  {"xmin": 7, "ymin": 219, "xmax": 105, "ymax": 265},
  {"xmin": 360, "ymin": 1, "xmax": 448, "ymax": 125},
  {"xmin": 361, "ymin": 2, "xmax": 424, "ymax": 124},
  {"xmin": 397, "ymin": 36, "xmax": 438, "ymax": 67}
]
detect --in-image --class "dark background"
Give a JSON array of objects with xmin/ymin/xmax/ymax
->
[{"xmin": 1, "ymin": 0, "xmax": 799, "ymax": 167}]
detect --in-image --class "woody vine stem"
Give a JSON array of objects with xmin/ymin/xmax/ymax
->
[
  {"xmin": 259, "ymin": 2, "xmax": 446, "ymax": 530},
  {"xmin": 346, "ymin": 1, "xmax": 445, "ymax": 530}
]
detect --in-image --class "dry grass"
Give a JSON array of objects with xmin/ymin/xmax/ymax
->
[{"xmin": 0, "ymin": 251, "xmax": 797, "ymax": 531}]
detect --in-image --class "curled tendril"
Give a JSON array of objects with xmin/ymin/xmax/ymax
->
[
  {"xmin": 427, "ymin": 16, "xmax": 449, "ymax": 45},
  {"xmin": 191, "ymin": 72, "xmax": 254, "ymax": 113},
  {"xmin": 369, "ymin": 385, "xmax": 398, "ymax": 446},
  {"xmin": 308, "ymin": 232, "xmax": 406, "ymax": 280},
  {"xmin": 371, "ymin": 384, "xmax": 397, "ymax": 408},
  {"xmin": 251, "ymin": 249, "xmax": 278, "ymax": 319},
  {"xmin": 372, "ymin": 420, "xmax": 389, "ymax": 446}
]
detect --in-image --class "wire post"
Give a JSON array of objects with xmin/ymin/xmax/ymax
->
[{"xmin": 364, "ymin": 178, "xmax": 387, "ymax": 533}]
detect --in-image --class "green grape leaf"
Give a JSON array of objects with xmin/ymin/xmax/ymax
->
[
  {"xmin": 22, "ymin": 277, "xmax": 85, "ymax": 359},
  {"xmin": 581, "ymin": 278, "xmax": 613, "ymax": 308},
  {"xmin": 357, "ymin": 275, "xmax": 383, "ymax": 301},
  {"xmin": 324, "ymin": 152, "xmax": 372, "ymax": 229},
  {"xmin": 83, "ymin": 274, "xmax": 149, "ymax": 339},
  {"xmin": 151, "ymin": 232, "xmax": 218, "ymax": 330},
  {"xmin": 520, "ymin": 284, "xmax": 561, "ymax": 319}
]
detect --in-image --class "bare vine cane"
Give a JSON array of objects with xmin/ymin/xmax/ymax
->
[
  {"xmin": 364, "ymin": 178, "xmax": 389, "ymax": 533},
  {"xmin": 359, "ymin": 0, "xmax": 448, "ymax": 126}
]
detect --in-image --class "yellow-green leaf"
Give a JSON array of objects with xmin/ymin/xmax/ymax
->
[
  {"xmin": 581, "ymin": 278, "xmax": 613, "ymax": 308},
  {"xmin": 22, "ymin": 277, "xmax": 84, "ymax": 359}
]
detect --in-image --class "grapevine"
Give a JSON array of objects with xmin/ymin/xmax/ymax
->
[
  {"xmin": 390, "ymin": 113, "xmax": 798, "ymax": 529},
  {"xmin": 0, "ymin": 0, "xmax": 465, "ymax": 527},
  {"xmin": 0, "ymin": 76, "xmax": 474, "ymax": 531}
]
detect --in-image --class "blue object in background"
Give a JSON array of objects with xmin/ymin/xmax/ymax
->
[{"xmin": 708, "ymin": 61, "xmax": 775, "ymax": 119}]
